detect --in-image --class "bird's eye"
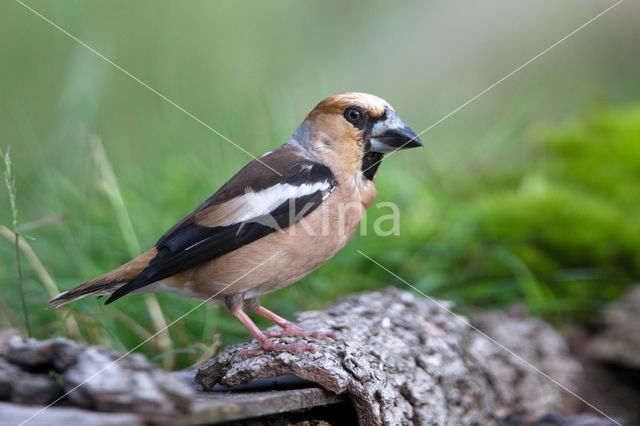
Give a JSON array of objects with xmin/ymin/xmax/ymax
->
[
  {"xmin": 347, "ymin": 108, "xmax": 361, "ymax": 122},
  {"xmin": 343, "ymin": 107, "xmax": 366, "ymax": 128}
]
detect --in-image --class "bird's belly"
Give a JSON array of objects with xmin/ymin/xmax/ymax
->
[{"xmin": 186, "ymin": 191, "xmax": 367, "ymax": 301}]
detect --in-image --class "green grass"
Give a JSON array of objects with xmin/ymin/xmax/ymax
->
[{"xmin": 2, "ymin": 147, "xmax": 31, "ymax": 337}]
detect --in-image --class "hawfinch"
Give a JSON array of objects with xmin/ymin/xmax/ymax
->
[{"xmin": 49, "ymin": 92, "xmax": 423, "ymax": 356}]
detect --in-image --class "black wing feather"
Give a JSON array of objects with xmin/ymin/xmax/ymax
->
[{"xmin": 105, "ymin": 162, "xmax": 335, "ymax": 304}]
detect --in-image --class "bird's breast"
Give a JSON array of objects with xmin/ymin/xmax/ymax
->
[{"xmin": 186, "ymin": 177, "xmax": 376, "ymax": 300}]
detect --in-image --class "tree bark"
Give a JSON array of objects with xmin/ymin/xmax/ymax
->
[
  {"xmin": 588, "ymin": 285, "xmax": 640, "ymax": 369},
  {"xmin": 0, "ymin": 328, "xmax": 193, "ymax": 424},
  {"xmin": 197, "ymin": 288, "xmax": 584, "ymax": 426},
  {"xmin": 1, "ymin": 288, "xmax": 605, "ymax": 425}
]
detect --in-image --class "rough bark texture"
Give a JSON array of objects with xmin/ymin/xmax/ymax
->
[
  {"xmin": 196, "ymin": 288, "xmax": 585, "ymax": 426},
  {"xmin": 587, "ymin": 285, "xmax": 640, "ymax": 369},
  {"xmin": 577, "ymin": 285, "xmax": 640, "ymax": 424},
  {"xmin": 0, "ymin": 328, "xmax": 193, "ymax": 424},
  {"xmin": 472, "ymin": 308, "xmax": 584, "ymax": 419},
  {"xmin": 0, "ymin": 401, "xmax": 144, "ymax": 426},
  {"xmin": 498, "ymin": 413, "xmax": 621, "ymax": 426},
  {"xmin": 1, "ymin": 288, "xmax": 621, "ymax": 425}
]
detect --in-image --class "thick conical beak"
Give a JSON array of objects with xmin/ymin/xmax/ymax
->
[{"xmin": 369, "ymin": 109, "xmax": 424, "ymax": 153}]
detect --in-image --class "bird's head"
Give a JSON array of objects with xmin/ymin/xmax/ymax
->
[{"xmin": 290, "ymin": 92, "xmax": 423, "ymax": 176}]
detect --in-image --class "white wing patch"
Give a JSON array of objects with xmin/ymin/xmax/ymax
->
[{"xmin": 227, "ymin": 181, "xmax": 332, "ymax": 225}]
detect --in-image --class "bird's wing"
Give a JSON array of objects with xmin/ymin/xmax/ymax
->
[{"xmin": 105, "ymin": 147, "xmax": 336, "ymax": 304}]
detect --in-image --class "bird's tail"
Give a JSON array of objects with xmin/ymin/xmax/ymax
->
[{"xmin": 48, "ymin": 249, "xmax": 157, "ymax": 308}]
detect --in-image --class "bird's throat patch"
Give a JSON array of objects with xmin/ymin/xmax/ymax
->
[{"xmin": 361, "ymin": 152, "xmax": 383, "ymax": 181}]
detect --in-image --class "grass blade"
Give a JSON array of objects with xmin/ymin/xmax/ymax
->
[
  {"xmin": 2, "ymin": 147, "xmax": 31, "ymax": 337},
  {"xmin": 0, "ymin": 225, "xmax": 81, "ymax": 338},
  {"xmin": 88, "ymin": 136, "xmax": 174, "ymax": 367}
]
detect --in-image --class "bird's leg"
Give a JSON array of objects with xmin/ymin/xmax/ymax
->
[
  {"xmin": 245, "ymin": 297, "xmax": 338, "ymax": 339},
  {"xmin": 226, "ymin": 295, "xmax": 316, "ymax": 359}
]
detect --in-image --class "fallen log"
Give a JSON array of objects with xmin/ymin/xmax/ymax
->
[
  {"xmin": 0, "ymin": 328, "xmax": 193, "ymax": 424},
  {"xmin": 196, "ymin": 288, "xmax": 585, "ymax": 425},
  {"xmin": 1, "ymin": 288, "xmax": 617, "ymax": 425},
  {"xmin": 588, "ymin": 285, "xmax": 640, "ymax": 369}
]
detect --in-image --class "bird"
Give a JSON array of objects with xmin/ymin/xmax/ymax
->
[{"xmin": 49, "ymin": 92, "xmax": 423, "ymax": 357}]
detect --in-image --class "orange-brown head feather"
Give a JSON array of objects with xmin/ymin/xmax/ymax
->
[
  {"xmin": 297, "ymin": 92, "xmax": 394, "ymax": 175},
  {"xmin": 306, "ymin": 92, "xmax": 392, "ymax": 122}
]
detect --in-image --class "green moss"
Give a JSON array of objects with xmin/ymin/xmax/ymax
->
[{"xmin": 459, "ymin": 107, "xmax": 640, "ymax": 319}]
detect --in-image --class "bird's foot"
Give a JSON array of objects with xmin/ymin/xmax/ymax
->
[
  {"xmin": 237, "ymin": 340, "xmax": 316, "ymax": 360},
  {"xmin": 263, "ymin": 324, "xmax": 339, "ymax": 340}
]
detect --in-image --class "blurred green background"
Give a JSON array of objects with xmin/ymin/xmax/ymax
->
[{"xmin": 1, "ymin": 0, "xmax": 639, "ymax": 369}]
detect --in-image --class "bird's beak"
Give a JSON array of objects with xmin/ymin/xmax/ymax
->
[{"xmin": 369, "ymin": 109, "xmax": 424, "ymax": 153}]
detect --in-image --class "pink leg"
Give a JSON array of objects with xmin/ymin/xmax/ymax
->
[
  {"xmin": 231, "ymin": 309, "xmax": 316, "ymax": 359},
  {"xmin": 252, "ymin": 306, "xmax": 339, "ymax": 339}
]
